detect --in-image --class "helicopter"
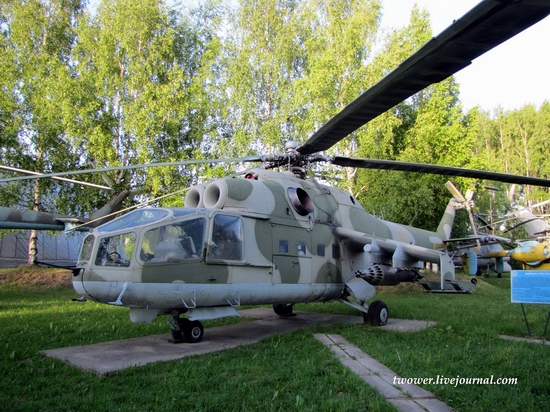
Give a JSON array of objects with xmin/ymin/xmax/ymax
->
[
  {"xmin": 472, "ymin": 200, "xmax": 550, "ymax": 273},
  {"xmin": 442, "ymin": 181, "xmax": 513, "ymax": 277},
  {"xmin": 2, "ymin": 0, "xmax": 550, "ymax": 343},
  {"xmin": 445, "ymin": 183, "xmax": 550, "ymax": 276}
]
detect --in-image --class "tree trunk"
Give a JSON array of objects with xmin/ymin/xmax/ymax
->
[
  {"xmin": 27, "ymin": 229, "xmax": 38, "ymax": 266},
  {"xmin": 27, "ymin": 175, "xmax": 41, "ymax": 266}
]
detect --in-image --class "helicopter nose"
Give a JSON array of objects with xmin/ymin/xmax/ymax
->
[
  {"xmin": 72, "ymin": 277, "xmax": 86, "ymax": 296},
  {"xmin": 71, "ymin": 266, "xmax": 87, "ymax": 296},
  {"xmin": 72, "ymin": 266, "xmax": 133, "ymax": 305}
]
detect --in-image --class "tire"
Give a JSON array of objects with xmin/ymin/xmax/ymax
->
[
  {"xmin": 170, "ymin": 317, "xmax": 189, "ymax": 342},
  {"xmin": 170, "ymin": 327, "xmax": 184, "ymax": 342},
  {"xmin": 183, "ymin": 320, "xmax": 204, "ymax": 343},
  {"xmin": 367, "ymin": 300, "xmax": 388, "ymax": 326},
  {"xmin": 273, "ymin": 303, "xmax": 294, "ymax": 317}
]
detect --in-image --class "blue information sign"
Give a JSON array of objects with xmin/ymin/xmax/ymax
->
[{"xmin": 511, "ymin": 270, "xmax": 550, "ymax": 304}]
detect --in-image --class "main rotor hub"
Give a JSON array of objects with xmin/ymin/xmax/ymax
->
[
  {"xmin": 260, "ymin": 141, "xmax": 330, "ymax": 179},
  {"xmin": 284, "ymin": 140, "xmax": 299, "ymax": 154}
]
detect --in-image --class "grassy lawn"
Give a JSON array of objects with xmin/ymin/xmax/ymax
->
[{"xmin": 1, "ymin": 267, "xmax": 550, "ymax": 411}]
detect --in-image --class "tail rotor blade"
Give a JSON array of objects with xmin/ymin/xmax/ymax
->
[{"xmin": 445, "ymin": 181, "xmax": 466, "ymax": 202}]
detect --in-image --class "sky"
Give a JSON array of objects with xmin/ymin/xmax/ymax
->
[
  {"xmin": 88, "ymin": 0, "xmax": 550, "ymax": 113},
  {"xmin": 380, "ymin": 0, "xmax": 550, "ymax": 112}
]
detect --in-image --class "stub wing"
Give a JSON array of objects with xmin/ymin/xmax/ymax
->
[
  {"xmin": 335, "ymin": 227, "xmax": 455, "ymax": 283},
  {"xmin": 443, "ymin": 234, "xmax": 514, "ymax": 252},
  {"xmin": 335, "ymin": 227, "xmax": 456, "ymax": 290}
]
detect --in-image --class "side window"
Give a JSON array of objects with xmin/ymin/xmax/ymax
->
[
  {"xmin": 297, "ymin": 242, "xmax": 307, "ymax": 256},
  {"xmin": 211, "ymin": 215, "xmax": 244, "ymax": 260},
  {"xmin": 279, "ymin": 240, "xmax": 289, "ymax": 254},
  {"xmin": 79, "ymin": 235, "xmax": 95, "ymax": 262},
  {"xmin": 317, "ymin": 244, "xmax": 325, "ymax": 257},
  {"xmin": 141, "ymin": 218, "xmax": 205, "ymax": 263},
  {"xmin": 95, "ymin": 233, "xmax": 136, "ymax": 267}
]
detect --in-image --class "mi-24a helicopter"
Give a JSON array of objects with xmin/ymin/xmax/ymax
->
[{"xmin": 3, "ymin": 0, "xmax": 550, "ymax": 343}]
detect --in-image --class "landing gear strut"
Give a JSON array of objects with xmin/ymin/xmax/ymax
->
[{"xmin": 169, "ymin": 312, "xmax": 204, "ymax": 343}]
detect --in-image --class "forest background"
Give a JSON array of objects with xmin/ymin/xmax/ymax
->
[{"xmin": 1, "ymin": 0, "xmax": 549, "ymax": 248}]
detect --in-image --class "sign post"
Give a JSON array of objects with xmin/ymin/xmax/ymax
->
[{"xmin": 511, "ymin": 270, "xmax": 550, "ymax": 335}]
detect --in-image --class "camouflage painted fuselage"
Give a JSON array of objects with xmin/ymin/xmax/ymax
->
[{"xmin": 73, "ymin": 168, "xmax": 455, "ymax": 323}]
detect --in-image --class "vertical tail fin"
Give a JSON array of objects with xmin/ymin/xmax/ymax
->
[{"xmin": 436, "ymin": 198, "xmax": 460, "ymax": 240}]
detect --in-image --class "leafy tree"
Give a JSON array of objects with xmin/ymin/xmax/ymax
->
[
  {"xmin": 530, "ymin": 101, "xmax": 550, "ymax": 204},
  {"xmin": 0, "ymin": 0, "xmax": 85, "ymax": 263},
  {"xmin": 1, "ymin": 0, "xmax": 223, "ymax": 263},
  {"xmin": 218, "ymin": 0, "xmax": 303, "ymax": 162},
  {"xmin": 66, "ymin": 0, "xmax": 223, "ymax": 206},
  {"xmin": 289, "ymin": 0, "xmax": 381, "ymax": 190},
  {"xmin": 353, "ymin": 6, "xmax": 456, "ymax": 231},
  {"xmin": 468, "ymin": 103, "xmax": 550, "ymax": 209}
]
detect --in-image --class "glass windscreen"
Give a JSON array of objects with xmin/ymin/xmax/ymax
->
[
  {"xmin": 95, "ymin": 232, "xmax": 136, "ymax": 267},
  {"xmin": 79, "ymin": 234, "xmax": 95, "ymax": 261},
  {"xmin": 140, "ymin": 218, "xmax": 206, "ymax": 263}
]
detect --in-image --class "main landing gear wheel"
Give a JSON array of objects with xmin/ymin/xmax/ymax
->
[
  {"xmin": 170, "ymin": 316, "xmax": 204, "ymax": 343},
  {"xmin": 183, "ymin": 319, "xmax": 204, "ymax": 343},
  {"xmin": 364, "ymin": 300, "xmax": 388, "ymax": 326},
  {"xmin": 273, "ymin": 303, "xmax": 295, "ymax": 317}
]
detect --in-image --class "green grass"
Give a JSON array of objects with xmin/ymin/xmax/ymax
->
[{"xmin": 1, "ymin": 268, "xmax": 550, "ymax": 411}]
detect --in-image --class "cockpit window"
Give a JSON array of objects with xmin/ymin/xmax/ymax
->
[
  {"xmin": 95, "ymin": 232, "xmax": 136, "ymax": 267},
  {"xmin": 97, "ymin": 209, "xmax": 169, "ymax": 233},
  {"xmin": 79, "ymin": 234, "xmax": 95, "ymax": 262},
  {"xmin": 140, "ymin": 218, "xmax": 206, "ymax": 263},
  {"xmin": 211, "ymin": 215, "xmax": 244, "ymax": 260}
]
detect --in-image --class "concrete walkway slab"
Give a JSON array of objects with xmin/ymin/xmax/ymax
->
[
  {"xmin": 41, "ymin": 309, "xmax": 361, "ymax": 374},
  {"xmin": 500, "ymin": 334, "xmax": 550, "ymax": 345},
  {"xmin": 41, "ymin": 308, "xmax": 435, "ymax": 375},
  {"xmin": 315, "ymin": 334, "xmax": 452, "ymax": 412},
  {"xmin": 383, "ymin": 319, "xmax": 436, "ymax": 332}
]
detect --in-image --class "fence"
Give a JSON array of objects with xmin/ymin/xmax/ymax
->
[{"xmin": 0, "ymin": 231, "xmax": 86, "ymax": 268}]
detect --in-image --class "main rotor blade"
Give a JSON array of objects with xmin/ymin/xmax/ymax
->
[
  {"xmin": 298, "ymin": 0, "xmax": 550, "ymax": 155},
  {"xmin": 332, "ymin": 156, "xmax": 550, "ymax": 188},
  {"xmin": 0, "ymin": 165, "xmax": 112, "ymax": 190},
  {"xmin": 0, "ymin": 156, "xmax": 262, "ymax": 184}
]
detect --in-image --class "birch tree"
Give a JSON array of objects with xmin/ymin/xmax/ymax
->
[
  {"xmin": 71, "ymin": 0, "xmax": 222, "ymax": 203},
  {"xmin": 0, "ymin": 0, "xmax": 85, "ymax": 264}
]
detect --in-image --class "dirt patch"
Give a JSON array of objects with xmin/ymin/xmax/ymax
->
[{"xmin": 0, "ymin": 266, "xmax": 73, "ymax": 290}]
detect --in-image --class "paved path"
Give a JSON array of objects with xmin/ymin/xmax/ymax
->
[
  {"xmin": 315, "ymin": 334, "xmax": 452, "ymax": 412},
  {"xmin": 42, "ymin": 309, "xmax": 362, "ymax": 374},
  {"xmin": 42, "ymin": 308, "xmax": 435, "ymax": 375}
]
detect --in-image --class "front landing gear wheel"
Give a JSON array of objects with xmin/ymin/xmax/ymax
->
[
  {"xmin": 183, "ymin": 320, "xmax": 204, "ymax": 343},
  {"xmin": 170, "ymin": 325, "xmax": 185, "ymax": 342},
  {"xmin": 273, "ymin": 303, "xmax": 295, "ymax": 317},
  {"xmin": 169, "ymin": 315, "xmax": 204, "ymax": 343},
  {"xmin": 364, "ymin": 300, "xmax": 388, "ymax": 326}
]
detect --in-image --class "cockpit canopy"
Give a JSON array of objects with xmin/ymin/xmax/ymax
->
[
  {"xmin": 96, "ymin": 208, "xmax": 196, "ymax": 233},
  {"xmin": 78, "ymin": 208, "xmax": 244, "ymax": 267}
]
